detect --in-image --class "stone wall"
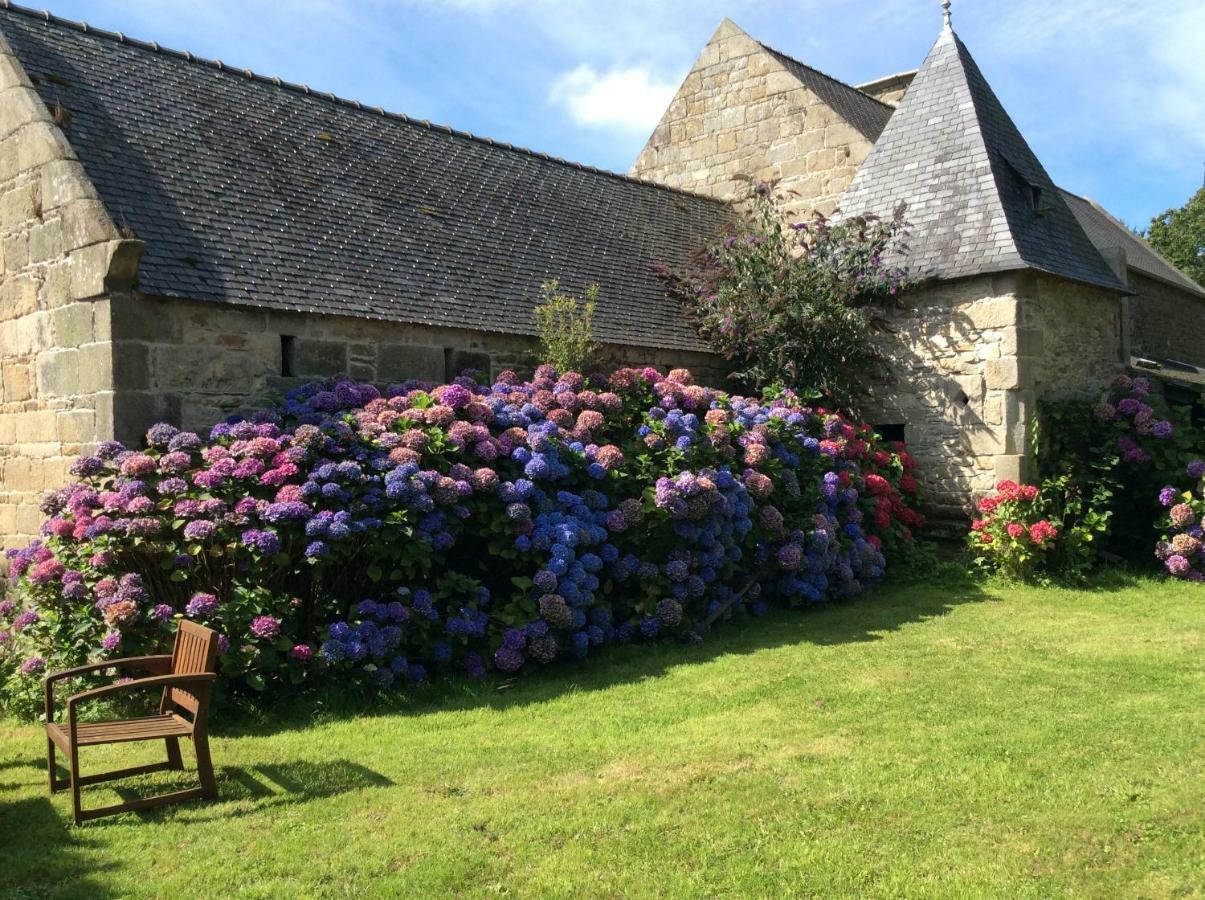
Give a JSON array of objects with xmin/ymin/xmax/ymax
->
[
  {"xmin": 1126, "ymin": 271, "xmax": 1205, "ymax": 367},
  {"xmin": 1026, "ymin": 274, "xmax": 1122, "ymax": 402},
  {"xmin": 856, "ymin": 72, "xmax": 914, "ymax": 107},
  {"xmin": 630, "ymin": 19, "xmax": 876, "ymax": 219},
  {"xmin": 861, "ymin": 273, "xmax": 1029, "ymax": 527},
  {"xmin": 109, "ymin": 294, "xmax": 731, "ymax": 442},
  {"xmin": 863, "ymin": 271, "xmax": 1121, "ymax": 528},
  {"xmin": 0, "ymin": 32, "xmax": 141, "ymax": 560}
]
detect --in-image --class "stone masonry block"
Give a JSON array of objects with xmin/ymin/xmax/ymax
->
[
  {"xmin": 2, "ymin": 230, "xmax": 29, "ymax": 270},
  {"xmin": 152, "ymin": 344, "xmax": 264, "ymax": 391},
  {"xmin": 0, "ymin": 179, "xmax": 37, "ymax": 226},
  {"xmin": 984, "ymin": 358, "xmax": 1021, "ymax": 390},
  {"xmin": 293, "ymin": 338, "xmax": 348, "ymax": 377},
  {"xmin": 764, "ymin": 70, "xmax": 797, "ymax": 95},
  {"xmin": 0, "ymin": 121, "xmax": 77, "ymax": 183},
  {"xmin": 67, "ymin": 239, "xmax": 144, "ymax": 299},
  {"xmin": 27, "ymin": 219, "xmax": 63, "ymax": 264},
  {"xmin": 35, "ymin": 347, "xmax": 79, "ymax": 398},
  {"xmin": 968, "ymin": 298, "xmax": 1018, "ymax": 330},
  {"xmin": 0, "ymin": 85, "xmax": 47, "ymax": 141},
  {"xmin": 2, "ymin": 360, "xmax": 30, "ymax": 401},
  {"xmin": 57, "ymin": 407, "xmax": 96, "ymax": 443},
  {"xmin": 112, "ymin": 340, "xmax": 150, "ymax": 390},
  {"xmin": 992, "ymin": 454, "xmax": 1029, "ymax": 485},
  {"xmin": 58, "ymin": 199, "xmax": 118, "ymax": 250},
  {"xmin": 50, "ymin": 302, "xmax": 95, "ymax": 348},
  {"xmin": 0, "ymin": 275, "xmax": 38, "ymax": 321},
  {"xmin": 823, "ymin": 123, "xmax": 861, "ymax": 149},
  {"xmin": 39, "ymin": 159, "xmax": 100, "ymax": 211},
  {"xmin": 377, "ymin": 343, "xmax": 446, "ymax": 383}
]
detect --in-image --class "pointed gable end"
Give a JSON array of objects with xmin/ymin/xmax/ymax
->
[
  {"xmin": 632, "ymin": 19, "xmax": 892, "ymax": 217},
  {"xmin": 838, "ymin": 26, "xmax": 1126, "ymax": 292}
]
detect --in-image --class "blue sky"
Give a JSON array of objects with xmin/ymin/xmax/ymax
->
[{"xmin": 40, "ymin": 0, "xmax": 1205, "ymax": 228}]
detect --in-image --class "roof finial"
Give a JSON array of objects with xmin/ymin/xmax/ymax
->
[{"xmin": 941, "ymin": 0, "xmax": 952, "ymax": 29}]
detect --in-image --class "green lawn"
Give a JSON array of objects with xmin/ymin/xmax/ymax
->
[{"xmin": 1, "ymin": 574, "xmax": 1201, "ymax": 898}]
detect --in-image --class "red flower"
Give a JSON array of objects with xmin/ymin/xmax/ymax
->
[
  {"xmin": 865, "ymin": 474, "xmax": 891, "ymax": 497},
  {"xmin": 1006, "ymin": 522, "xmax": 1026, "ymax": 540},
  {"xmin": 1028, "ymin": 520, "xmax": 1059, "ymax": 545}
]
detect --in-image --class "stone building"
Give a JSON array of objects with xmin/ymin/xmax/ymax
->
[
  {"xmin": 632, "ymin": 17, "xmax": 1204, "ymax": 522},
  {"xmin": 0, "ymin": 3, "xmax": 1201, "ymax": 553}
]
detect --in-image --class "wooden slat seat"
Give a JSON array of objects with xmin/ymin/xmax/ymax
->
[
  {"xmin": 45, "ymin": 620, "xmax": 221, "ymax": 824},
  {"xmin": 48, "ymin": 713, "xmax": 192, "ymax": 749}
]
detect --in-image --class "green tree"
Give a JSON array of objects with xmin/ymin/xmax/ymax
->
[
  {"xmin": 534, "ymin": 279, "xmax": 600, "ymax": 374},
  {"xmin": 1146, "ymin": 186, "xmax": 1205, "ymax": 288}
]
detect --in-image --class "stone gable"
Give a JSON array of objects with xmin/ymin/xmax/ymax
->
[
  {"xmin": 630, "ymin": 19, "xmax": 879, "ymax": 220},
  {"xmin": 0, "ymin": 29, "xmax": 143, "ymax": 557}
]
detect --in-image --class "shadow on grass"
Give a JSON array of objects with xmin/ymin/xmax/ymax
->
[
  {"xmin": 219, "ymin": 567, "xmax": 993, "ymax": 739},
  {"xmin": 0, "ymin": 758, "xmax": 120, "ymax": 899},
  {"xmin": 107, "ymin": 759, "xmax": 394, "ymax": 825}
]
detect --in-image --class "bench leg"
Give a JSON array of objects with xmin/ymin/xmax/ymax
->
[
  {"xmin": 47, "ymin": 735, "xmax": 58, "ymax": 794},
  {"xmin": 69, "ymin": 742, "xmax": 83, "ymax": 827},
  {"xmin": 194, "ymin": 732, "xmax": 217, "ymax": 798},
  {"xmin": 165, "ymin": 736, "xmax": 183, "ymax": 770}
]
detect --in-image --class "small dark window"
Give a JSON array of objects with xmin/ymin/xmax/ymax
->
[
  {"xmin": 1029, "ymin": 183, "xmax": 1043, "ymax": 212},
  {"xmin": 280, "ymin": 335, "xmax": 297, "ymax": 377},
  {"xmin": 875, "ymin": 423, "xmax": 906, "ymax": 443}
]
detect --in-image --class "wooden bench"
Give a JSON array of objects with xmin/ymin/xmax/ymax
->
[{"xmin": 45, "ymin": 620, "xmax": 220, "ymax": 825}]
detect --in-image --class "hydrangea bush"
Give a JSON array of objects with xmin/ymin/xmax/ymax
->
[
  {"xmin": 0, "ymin": 366, "xmax": 923, "ymax": 715},
  {"xmin": 968, "ymin": 480, "xmax": 1060, "ymax": 581},
  {"xmin": 1038, "ymin": 372, "xmax": 1204, "ymax": 577},
  {"xmin": 1155, "ymin": 459, "xmax": 1205, "ymax": 581}
]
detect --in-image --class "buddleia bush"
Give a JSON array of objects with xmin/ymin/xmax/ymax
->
[{"xmin": 0, "ymin": 366, "xmax": 923, "ymax": 717}]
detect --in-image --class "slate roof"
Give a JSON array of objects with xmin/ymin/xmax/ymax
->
[
  {"xmin": 837, "ymin": 25, "xmax": 1128, "ymax": 293},
  {"xmin": 757, "ymin": 42, "xmax": 894, "ymax": 142},
  {"xmin": 1059, "ymin": 189, "xmax": 1205, "ymax": 298},
  {"xmin": 0, "ymin": 3, "xmax": 735, "ymax": 352}
]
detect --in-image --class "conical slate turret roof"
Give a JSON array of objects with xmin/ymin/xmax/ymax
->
[{"xmin": 839, "ymin": 24, "xmax": 1127, "ymax": 292}]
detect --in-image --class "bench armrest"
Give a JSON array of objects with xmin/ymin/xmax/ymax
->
[
  {"xmin": 44, "ymin": 655, "xmax": 174, "ymax": 722},
  {"xmin": 46, "ymin": 655, "xmax": 174, "ymax": 685},
  {"xmin": 64, "ymin": 672, "xmax": 218, "ymax": 735}
]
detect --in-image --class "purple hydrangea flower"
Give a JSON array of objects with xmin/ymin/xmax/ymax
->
[
  {"xmin": 182, "ymin": 520, "xmax": 216, "ymax": 541},
  {"xmin": 149, "ymin": 603, "xmax": 175, "ymax": 622},
  {"xmin": 493, "ymin": 646, "xmax": 524, "ymax": 673},
  {"xmin": 185, "ymin": 593, "xmax": 219, "ymax": 617},
  {"xmin": 242, "ymin": 529, "xmax": 281, "ymax": 555},
  {"xmin": 250, "ymin": 615, "xmax": 280, "ymax": 640}
]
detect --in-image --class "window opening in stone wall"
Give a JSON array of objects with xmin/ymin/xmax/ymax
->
[
  {"xmin": 280, "ymin": 335, "xmax": 297, "ymax": 377},
  {"xmin": 875, "ymin": 423, "xmax": 906, "ymax": 443}
]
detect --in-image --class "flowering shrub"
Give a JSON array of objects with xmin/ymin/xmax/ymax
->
[
  {"xmin": 1039, "ymin": 372, "xmax": 1204, "ymax": 576},
  {"xmin": 0, "ymin": 366, "xmax": 923, "ymax": 716},
  {"xmin": 1155, "ymin": 459, "xmax": 1205, "ymax": 582},
  {"xmin": 533, "ymin": 279, "xmax": 599, "ymax": 375},
  {"xmin": 657, "ymin": 184, "xmax": 913, "ymax": 406},
  {"xmin": 968, "ymin": 481, "xmax": 1060, "ymax": 580}
]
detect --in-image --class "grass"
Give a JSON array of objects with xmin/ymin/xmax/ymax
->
[{"xmin": 1, "ymin": 573, "xmax": 1201, "ymax": 898}]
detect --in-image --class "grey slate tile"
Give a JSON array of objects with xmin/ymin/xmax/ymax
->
[{"xmin": 837, "ymin": 25, "xmax": 1127, "ymax": 293}]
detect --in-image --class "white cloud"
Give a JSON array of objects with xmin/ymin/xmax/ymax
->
[{"xmin": 548, "ymin": 63, "xmax": 679, "ymax": 133}]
